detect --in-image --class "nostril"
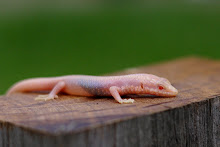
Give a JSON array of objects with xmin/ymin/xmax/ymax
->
[{"xmin": 141, "ymin": 83, "xmax": 144, "ymax": 89}]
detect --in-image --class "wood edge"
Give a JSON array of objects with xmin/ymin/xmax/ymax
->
[
  {"xmin": 104, "ymin": 55, "xmax": 213, "ymax": 75},
  {"xmin": 1, "ymin": 94, "xmax": 218, "ymax": 136}
]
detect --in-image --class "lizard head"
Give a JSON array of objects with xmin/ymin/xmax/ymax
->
[{"xmin": 138, "ymin": 74, "xmax": 178, "ymax": 97}]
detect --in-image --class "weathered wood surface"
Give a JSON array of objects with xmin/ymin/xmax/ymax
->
[{"xmin": 0, "ymin": 57, "xmax": 219, "ymax": 147}]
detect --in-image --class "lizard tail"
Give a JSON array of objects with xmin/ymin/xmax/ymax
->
[{"xmin": 6, "ymin": 77, "xmax": 62, "ymax": 96}]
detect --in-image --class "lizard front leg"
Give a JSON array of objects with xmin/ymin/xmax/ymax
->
[
  {"xmin": 35, "ymin": 81, "xmax": 66, "ymax": 101},
  {"xmin": 109, "ymin": 86, "xmax": 134, "ymax": 104}
]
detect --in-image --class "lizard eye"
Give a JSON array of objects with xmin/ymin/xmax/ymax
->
[{"xmin": 158, "ymin": 85, "xmax": 164, "ymax": 90}]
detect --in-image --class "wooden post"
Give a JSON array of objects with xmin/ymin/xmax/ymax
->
[{"xmin": 0, "ymin": 57, "xmax": 219, "ymax": 147}]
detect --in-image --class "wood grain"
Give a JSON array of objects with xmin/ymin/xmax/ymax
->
[{"xmin": 0, "ymin": 56, "xmax": 219, "ymax": 147}]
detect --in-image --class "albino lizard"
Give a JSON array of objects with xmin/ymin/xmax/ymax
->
[{"xmin": 6, "ymin": 74, "xmax": 178, "ymax": 104}]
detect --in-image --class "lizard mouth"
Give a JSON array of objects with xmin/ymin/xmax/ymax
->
[{"xmin": 144, "ymin": 88, "xmax": 178, "ymax": 97}]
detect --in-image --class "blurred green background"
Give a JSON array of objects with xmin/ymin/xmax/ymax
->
[{"xmin": 0, "ymin": 2, "xmax": 220, "ymax": 94}]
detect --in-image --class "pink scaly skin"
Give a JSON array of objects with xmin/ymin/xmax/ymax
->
[{"xmin": 6, "ymin": 74, "xmax": 178, "ymax": 104}]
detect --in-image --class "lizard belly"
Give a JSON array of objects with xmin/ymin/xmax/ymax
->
[{"xmin": 76, "ymin": 78, "xmax": 111, "ymax": 96}]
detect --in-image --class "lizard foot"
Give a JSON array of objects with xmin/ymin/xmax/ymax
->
[
  {"xmin": 35, "ymin": 94, "xmax": 58, "ymax": 101},
  {"xmin": 120, "ymin": 98, "xmax": 135, "ymax": 104}
]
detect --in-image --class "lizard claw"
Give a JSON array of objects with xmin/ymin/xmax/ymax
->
[
  {"xmin": 35, "ymin": 94, "xmax": 58, "ymax": 101},
  {"xmin": 120, "ymin": 98, "xmax": 135, "ymax": 104}
]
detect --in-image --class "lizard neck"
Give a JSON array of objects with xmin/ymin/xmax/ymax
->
[{"xmin": 118, "ymin": 85, "xmax": 145, "ymax": 95}]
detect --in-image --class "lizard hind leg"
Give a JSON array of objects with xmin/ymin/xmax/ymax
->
[
  {"xmin": 35, "ymin": 81, "xmax": 66, "ymax": 101},
  {"xmin": 109, "ymin": 86, "xmax": 135, "ymax": 104}
]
